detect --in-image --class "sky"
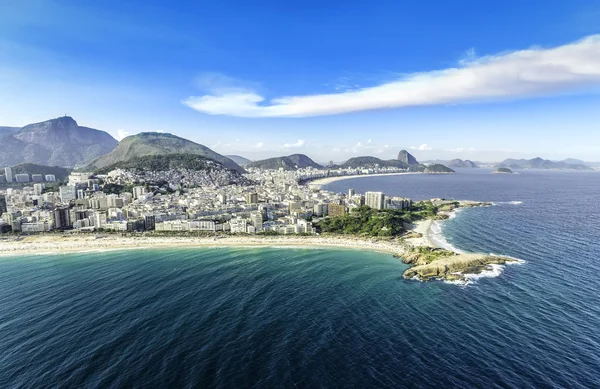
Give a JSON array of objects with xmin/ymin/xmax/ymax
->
[{"xmin": 1, "ymin": 0, "xmax": 600, "ymax": 163}]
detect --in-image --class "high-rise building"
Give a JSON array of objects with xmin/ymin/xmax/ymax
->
[
  {"xmin": 144, "ymin": 215, "xmax": 156, "ymax": 231},
  {"xmin": 365, "ymin": 191, "xmax": 385, "ymax": 210},
  {"xmin": 32, "ymin": 174, "xmax": 43, "ymax": 182},
  {"xmin": 53, "ymin": 207, "xmax": 71, "ymax": 230},
  {"xmin": 250, "ymin": 213, "xmax": 263, "ymax": 231},
  {"xmin": 328, "ymin": 203, "xmax": 347, "ymax": 217},
  {"xmin": 15, "ymin": 174, "xmax": 30, "ymax": 183},
  {"xmin": 45, "ymin": 174, "xmax": 56, "ymax": 182},
  {"xmin": 133, "ymin": 186, "xmax": 146, "ymax": 200},
  {"xmin": 245, "ymin": 192, "xmax": 258, "ymax": 204},
  {"xmin": 59, "ymin": 186, "xmax": 77, "ymax": 203},
  {"xmin": 4, "ymin": 167, "xmax": 13, "ymax": 183},
  {"xmin": 0, "ymin": 195, "xmax": 7, "ymax": 216},
  {"xmin": 348, "ymin": 189, "xmax": 355, "ymax": 197}
]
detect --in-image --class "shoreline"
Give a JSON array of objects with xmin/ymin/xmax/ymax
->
[
  {"xmin": 308, "ymin": 172, "xmax": 416, "ymax": 189},
  {"xmin": 0, "ymin": 233, "xmax": 414, "ymax": 258}
]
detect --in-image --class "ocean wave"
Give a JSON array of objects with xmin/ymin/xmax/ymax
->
[
  {"xmin": 429, "ymin": 219, "xmax": 465, "ymax": 254},
  {"xmin": 492, "ymin": 200, "xmax": 523, "ymax": 205}
]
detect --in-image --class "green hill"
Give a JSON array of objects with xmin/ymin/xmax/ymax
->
[
  {"xmin": 246, "ymin": 154, "xmax": 322, "ymax": 170},
  {"xmin": 11, "ymin": 163, "xmax": 71, "ymax": 181},
  {"xmin": 88, "ymin": 132, "xmax": 245, "ymax": 173},
  {"xmin": 341, "ymin": 156, "xmax": 409, "ymax": 169},
  {"xmin": 94, "ymin": 154, "xmax": 237, "ymax": 175}
]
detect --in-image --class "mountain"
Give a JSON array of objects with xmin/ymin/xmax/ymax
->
[
  {"xmin": 0, "ymin": 126, "xmax": 18, "ymax": 136},
  {"xmin": 422, "ymin": 159, "xmax": 479, "ymax": 168},
  {"xmin": 341, "ymin": 156, "xmax": 409, "ymax": 169},
  {"xmin": 422, "ymin": 164, "xmax": 455, "ymax": 173},
  {"xmin": 246, "ymin": 154, "xmax": 322, "ymax": 170},
  {"xmin": 0, "ymin": 116, "xmax": 118, "ymax": 167},
  {"xmin": 11, "ymin": 163, "xmax": 72, "ymax": 182},
  {"xmin": 88, "ymin": 132, "xmax": 245, "ymax": 173},
  {"xmin": 498, "ymin": 158, "xmax": 593, "ymax": 171},
  {"xmin": 225, "ymin": 155, "xmax": 253, "ymax": 166},
  {"xmin": 93, "ymin": 154, "xmax": 251, "ymax": 187},
  {"xmin": 397, "ymin": 150, "xmax": 419, "ymax": 165}
]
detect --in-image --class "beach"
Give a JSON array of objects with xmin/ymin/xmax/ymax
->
[
  {"xmin": 308, "ymin": 172, "xmax": 415, "ymax": 189},
  {"xmin": 0, "ymin": 217, "xmax": 445, "ymax": 258}
]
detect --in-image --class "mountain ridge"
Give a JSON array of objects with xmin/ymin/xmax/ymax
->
[
  {"xmin": 246, "ymin": 154, "xmax": 322, "ymax": 170},
  {"xmin": 88, "ymin": 132, "xmax": 245, "ymax": 173},
  {"xmin": 0, "ymin": 116, "xmax": 118, "ymax": 167}
]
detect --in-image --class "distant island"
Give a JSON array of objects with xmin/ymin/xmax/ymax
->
[
  {"xmin": 497, "ymin": 157, "xmax": 593, "ymax": 171},
  {"xmin": 493, "ymin": 167, "xmax": 513, "ymax": 174}
]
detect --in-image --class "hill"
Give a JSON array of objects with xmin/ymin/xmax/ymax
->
[
  {"xmin": 225, "ymin": 155, "xmax": 253, "ymax": 166},
  {"xmin": 423, "ymin": 159, "xmax": 479, "ymax": 168},
  {"xmin": 341, "ymin": 156, "xmax": 409, "ymax": 169},
  {"xmin": 94, "ymin": 154, "xmax": 250, "ymax": 187},
  {"xmin": 246, "ymin": 154, "xmax": 322, "ymax": 170},
  {"xmin": 397, "ymin": 150, "xmax": 419, "ymax": 165},
  {"xmin": 494, "ymin": 167, "xmax": 513, "ymax": 174},
  {"xmin": 498, "ymin": 157, "xmax": 592, "ymax": 170},
  {"xmin": 0, "ymin": 116, "xmax": 118, "ymax": 167},
  {"xmin": 11, "ymin": 163, "xmax": 71, "ymax": 182},
  {"xmin": 421, "ymin": 164, "xmax": 455, "ymax": 173},
  {"xmin": 88, "ymin": 132, "xmax": 245, "ymax": 173}
]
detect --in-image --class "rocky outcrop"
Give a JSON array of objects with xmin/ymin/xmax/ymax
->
[
  {"xmin": 402, "ymin": 253, "xmax": 516, "ymax": 282},
  {"xmin": 397, "ymin": 150, "xmax": 419, "ymax": 165}
]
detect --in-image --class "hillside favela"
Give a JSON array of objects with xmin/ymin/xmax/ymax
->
[{"xmin": 1, "ymin": 1, "xmax": 600, "ymax": 388}]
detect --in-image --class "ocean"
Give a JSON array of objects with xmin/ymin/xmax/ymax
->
[{"xmin": 1, "ymin": 169, "xmax": 599, "ymax": 388}]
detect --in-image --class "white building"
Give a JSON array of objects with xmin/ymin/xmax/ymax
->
[
  {"xmin": 229, "ymin": 217, "xmax": 247, "ymax": 233},
  {"xmin": 4, "ymin": 167, "xmax": 13, "ymax": 183},
  {"xmin": 68, "ymin": 172, "xmax": 91, "ymax": 185},
  {"xmin": 250, "ymin": 213, "xmax": 263, "ymax": 231},
  {"xmin": 15, "ymin": 174, "xmax": 30, "ymax": 183},
  {"xmin": 59, "ymin": 186, "xmax": 77, "ymax": 203},
  {"xmin": 45, "ymin": 174, "xmax": 56, "ymax": 182},
  {"xmin": 365, "ymin": 191, "xmax": 385, "ymax": 210}
]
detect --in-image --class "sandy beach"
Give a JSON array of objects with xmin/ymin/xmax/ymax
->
[{"xmin": 308, "ymin": 172, "xmax": 415, "ymax": 189}]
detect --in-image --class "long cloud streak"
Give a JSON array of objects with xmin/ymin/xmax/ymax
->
[{"xmin": 183, "ymin": 35, "xmax": 600, "ymax": 118}]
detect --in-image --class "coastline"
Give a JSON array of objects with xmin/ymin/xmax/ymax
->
[
  {"xmin": 0, "ymin": 233, "xmax": 413, "ymax": 258},
  {"xmin": 308, "ymin": 172, "xmax": 416, "ymax": 189},
  {"xmin": 0, "ymin": 201, "xmax": 518, "ymax": 283}
]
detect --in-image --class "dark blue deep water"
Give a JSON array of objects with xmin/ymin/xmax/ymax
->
[{"xmin": 1, "ymin": 169, "xmax": 600, "ymax": 388}]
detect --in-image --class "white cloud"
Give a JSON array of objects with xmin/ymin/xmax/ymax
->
[
  {"xmin": 254, "ymin": 142, "xmax": 264, "ymax": 148},
  {"xmin": 116, "ymin": 129, "xmax": 129, "ymax": 141},
  {"xmin": 183, "ymin": 35, "xmax": 600, "ymax": 118},
  {"xmin": 410, "ymin": 144, "xmax": 432, "ymax": 151},
  {"xmin": 447, "ymin": 147, "xmax": 465, "ymax": 152},
  {"xmin": 283, "ymin": 139, "xmax": 306, "ymax": 148}
]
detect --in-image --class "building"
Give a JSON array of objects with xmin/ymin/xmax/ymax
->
[
  {"xmin": 328, "ymin": 203, "xmax": 347, "ymax": 217},
  {"xmin": 4, "ymin": 167, "xmax": 13, "ymax": 183},
  {"xmin": 59, "ymin": 186, "xmax": 77, "ymax": 203},
  {"xmin": 0, "ymin": 195, "xmax": 7, "ymax": 215},
  {"xmin": 133, "ymin": 186, "xmax": 147, "ymax": 200},
  {"xmin": 365, "ymin": 191, "xmax": 385, "ymax": 210},
  {"xmin": 313, "ymin": 203, "xmax": 328, "ymax": 217},
  {"xmin": 348, "ymin": 189, "xmax": 355, "ymax": 198},
  {"xmin": 229, "ymin": 217, "xmax": 247, "ymax": 233},
  {"xmin": 0, "ymin": 175, "xmax": 6, "ymax": 183},
  {"xmin": 250, "ymin": 213, "xmax": 263, "ymax": 231},
  {"xmin": 32, "ymin": 174, "xmax": 43, "ymax": 182},
  {"xmin": 144, "ymin": 215, "xmax": 156, "ymax": 231},
  {"xmin": 68, "ymin": 172, "xmax": 91, "ymax": 185},
  {"xmin": 245, "ymin": 192, "xmax": 258, "ymax": 204},
  {"xmin": 15, "ymin": 174, "xmax": 30, "ymax": 183},
  {"xmin": 53, "ymin": 207, "xmax": 71, "ymax": 230},
  {"xmin": 45, "ymin": 174, "xmax": 56, "ymax": 182}
]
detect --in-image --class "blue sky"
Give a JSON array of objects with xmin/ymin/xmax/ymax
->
[{"xmin": 1, "ymin": 0, "xmax": 600, "ymax": 162}]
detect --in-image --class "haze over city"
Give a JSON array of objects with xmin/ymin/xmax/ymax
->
[{"xmin": 1, "ymin": 0, "xmax": 600, "ymax": 162}]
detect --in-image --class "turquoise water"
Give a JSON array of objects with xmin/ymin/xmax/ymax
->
[{"xmin": 1, "ymin": 169, "xmax": 600, "ymax": 387}]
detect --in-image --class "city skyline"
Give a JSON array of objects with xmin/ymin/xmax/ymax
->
[{"xmin": 2, "ymin": 0, "xmax": 600, "ymax": 161}]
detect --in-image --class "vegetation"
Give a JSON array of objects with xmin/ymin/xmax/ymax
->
[
  {"xmin": 317, "ymin": 206, "xmax": 407, "ymax": 237},
  {"xmin": 94, "ymin": 153, "xmax": 236, "ymax": 175},
  {"xmin": 87, "ymin": 132, "xmax": 245, "ymax": 172},
  {"xmin": 340, "ymin": 156, "xmax": 409, "ymax": 169},
  {"xmin": 246, "ymin": 154, "xmax": 323, "ymax": 170},
  {"xmin": 11, "ymin": 163, "xmax": 72, "ymax": 181},
  {"xmin": 495, "ymin": 167, "xmax": 513, "ymax": 174},
  {"xmin": 405, "ymin": 246, "xmax": 456, "ymax": 264}
]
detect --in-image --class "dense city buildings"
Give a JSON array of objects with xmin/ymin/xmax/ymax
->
[{"xmin": 0, "ymin": 163, "xmax": 413, "ymax": 235}]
